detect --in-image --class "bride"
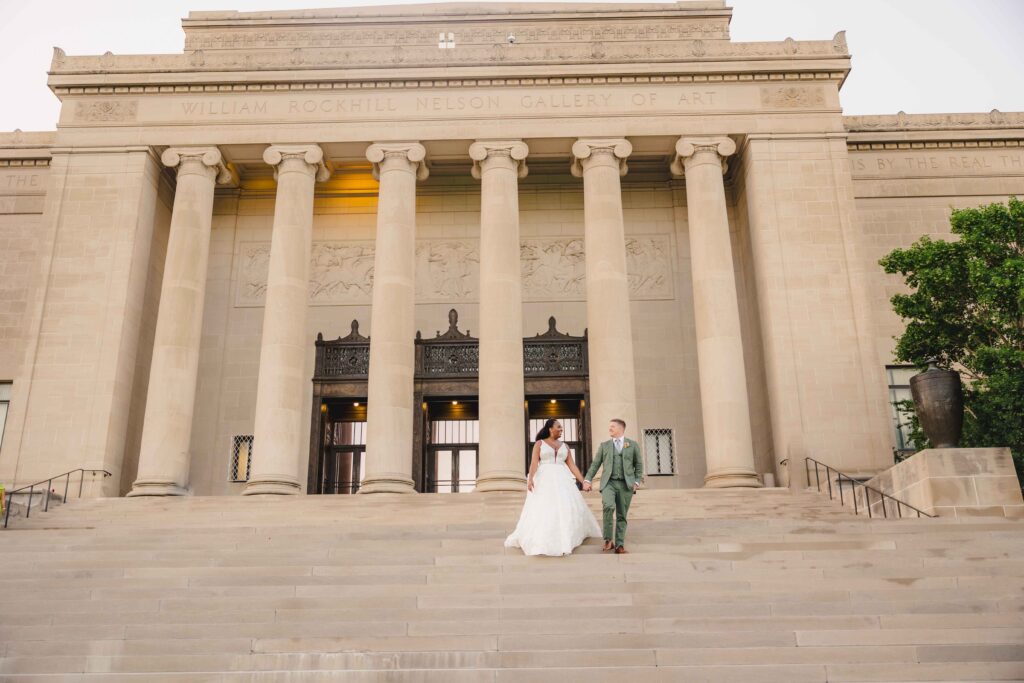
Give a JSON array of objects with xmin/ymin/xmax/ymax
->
[{"xmin": 504, "ymin": 419, "xmax": 602, "ymax": 556}]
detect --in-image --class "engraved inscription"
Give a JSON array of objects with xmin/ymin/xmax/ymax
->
[{"xmin": 851, "ymin": 150, "xmax": 1024, "ymax": 177}]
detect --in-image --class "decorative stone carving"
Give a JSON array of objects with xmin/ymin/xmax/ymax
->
[
  {"xmin": 74, "ymin": 100, "xmax": 138, "ymax": 122},
  {"xmin": 759, "ymin": 86, "xmax": 825, "ymax": 109},
  {"xmin": 845, "ymin": 109, "xmax": 1024, "ymax": 131},
  {"xmin": 571, "ymin": 138, "xmax": 632, "ymax": 177},
  {"xmin": 366, "ymin": 142, "xmax": 429, "ymax": 181},
  {"xmin": 415, "ymin": 241, "xmax": 479, "ymax": 301},
  {"xmin": 235, "ymin": 235, "xmax": 673, "ymax": 306}
]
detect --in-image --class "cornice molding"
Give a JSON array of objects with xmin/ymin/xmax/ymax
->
[
  {"xmin": 848, "ymin": 139, "xmax": 1023, "ymax": 152},
  {"xmin": 51, "ymin": 70, "xmax": 847, "ymax": 98},
  {"xmin": 49, "ymin": 34, "xmax": 850, "ymax": 79}
]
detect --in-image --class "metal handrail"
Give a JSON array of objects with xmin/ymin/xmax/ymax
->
[
  {"xmin": 805, "ymin": 458, "xmax": 933, "ymax": 519},
  {"xmin": 3, "ymin": 469, "xmax": 111, "ymax": 528}
]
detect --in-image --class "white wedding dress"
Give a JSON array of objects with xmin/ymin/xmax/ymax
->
[{"xmin": 504, "ymin": 441, "xmax": 602, "ymax": 556}]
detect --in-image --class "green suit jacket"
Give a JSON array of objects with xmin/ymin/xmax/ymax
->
[{"xmin": 585, "ymin": 438, "xmax": 644, "ymax": 491}]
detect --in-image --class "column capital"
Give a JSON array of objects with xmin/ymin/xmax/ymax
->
[
  {"xmin": 670, "ymin": 136, "xmax": 737, "ymax": 176},
  {"xmin": 263, "ymin": 144, "xmax": 332, "ymax": 182},
  {"xmin": 469, "ymin": 140, "xmax": 529, "ymax": 180},
  {"xmin": 570, "ymin": 138, "xmax": 632, "ymax": 178},
  {"xmin": 160, "ymin": 146, "xmax": 233, "ymax": 185},
  {"xmin": 366, "ymin": 142, "xmax": 429, "ymax": 181}
]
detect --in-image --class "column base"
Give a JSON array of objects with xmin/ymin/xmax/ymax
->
[
  {"xmin": 126, "ymin": 480, "xmax": 189, "ymax": 497},
  {"xmin": 703, "ymin": 468, "xmax": 763, "ymax": 489},
  {"xmin": 475, "ymin": 472, "xmax": 527, "ymax": 493},
  {"xmin": 359, "ymin": 475, "xmax": 417, "ymax": 494},
  {"xmin": 242, "ymin": 478, "xmax": 301, "ymax": 496}
]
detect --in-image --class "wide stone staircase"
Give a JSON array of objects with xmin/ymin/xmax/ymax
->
[{"xmin": 1, "ymin": 488, "xmax": 1022, "ymax": 681}]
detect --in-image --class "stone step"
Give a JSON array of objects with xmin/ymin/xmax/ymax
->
[{"xmin": 1, "ymin": 489, "xmax": 1021, "ymax": 681}]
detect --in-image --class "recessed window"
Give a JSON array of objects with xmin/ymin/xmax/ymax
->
[
  {"xmin": 886, "ymin": 366, "xmax": 917, "ymax": 456},
  {"xmin": 643, "ymin": 428, "xmax": 675, "ymax": 476},
  {"xmin": 230, "ymin": 435, "xmax": 253, "ymax": 482},
  {"xmin": 438, "ymin": 32, "xmax": 455, "ymax": 49}
]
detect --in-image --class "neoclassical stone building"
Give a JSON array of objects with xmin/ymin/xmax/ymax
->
[{"xmin": 0, "ymin": 1, "xmax": 1021, "ymax": 498}]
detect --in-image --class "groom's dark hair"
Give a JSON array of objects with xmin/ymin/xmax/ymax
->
[
  {"xmin": 611, "ymin": 418, "xmax": 626, "ymax": 429},
  {"xmin": 535, "ymin": 418, "xmax": 558, "ymax": 441}
]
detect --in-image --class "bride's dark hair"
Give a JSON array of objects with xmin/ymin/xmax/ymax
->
[{"xmin": 535, "ymin": 418, "xmax": 559, "ymax": 441}]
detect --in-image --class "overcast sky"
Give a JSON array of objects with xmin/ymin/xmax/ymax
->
[{"xmin": 1, "ymin": 0, "xmax": 1022, "ymax": 131}]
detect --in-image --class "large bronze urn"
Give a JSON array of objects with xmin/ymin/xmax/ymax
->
[{"xmin": 909, "ymin": 361, "xmax": 964, "ymax": 448}]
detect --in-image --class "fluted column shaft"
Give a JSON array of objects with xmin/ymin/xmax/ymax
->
[
  {"xmin": 244, "ymin": 145, "xmax": 330, "ymax": 495},
  {"xmin": 129, "ymin": 147, "xmax": 231, "ymax": 496},
  {"xmin": 571, "ymin": 139, "xmax": 639, "ymax": 441},
  {"xmin": 672, "ymin": 137, "xmax": 760, "ymax": 488},
  {"xmin": 471, "ymin": 140, "xmax": 529, "ymax": 492},
  {"xmin": 359, "ymin": 142, "xmax": 428, "ymax": 494}
]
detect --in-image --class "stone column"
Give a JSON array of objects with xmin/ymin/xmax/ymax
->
[
  {"xmin": 129, "ymin": 147, "xmax": 231, "ymax": 496},
  {"xmin": 571, "ymin": 139, "xmax": 639, "ymax": 443},
  {"xmin": 359, "ymin": 142, "xmax": 428, "ymax": 494},
  {"xmin": 671, "ymin": 137, "xmax": 760, "ymax": 488},
  {"xmin": 470, "ymin": 140, "xmax": 529, "ymax": 492},
  {"xmin": 244, "ymin": 145, "xmax": 330, "ymax": 495}
]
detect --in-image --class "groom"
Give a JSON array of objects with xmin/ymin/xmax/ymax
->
[{"xmin": 583, "ymin": 419, "xmax": 644, "ymax": 554}]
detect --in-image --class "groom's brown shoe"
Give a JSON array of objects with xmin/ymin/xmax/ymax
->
[
  {"xmin": 614, "ymin": 546, "xmax": 629, "ymax": 554},
  {"xmin": 603, "ymin": 540, "xmax": 614, "ymax": 552}
]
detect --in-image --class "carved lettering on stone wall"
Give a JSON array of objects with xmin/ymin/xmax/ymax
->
[
  {"xmin": 759, "ymin": 86, "xmax": 825, "ymax": 109},
  {"xmin": 74, "ymin": 100, "xmax": 138, "ymax": 122},
  {"xmin": 235, "ymin": 235, "xmax": 673, "ymax": 307}
]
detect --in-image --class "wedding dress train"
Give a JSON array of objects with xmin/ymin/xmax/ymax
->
[{"xmin": 504, "ymin": 441, "xmax": 602, "ymax": 556}]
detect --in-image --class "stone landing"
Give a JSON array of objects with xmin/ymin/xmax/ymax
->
[{"xmin": 1, "ymin": 489, "xmax": 1023, "ymax": 681}]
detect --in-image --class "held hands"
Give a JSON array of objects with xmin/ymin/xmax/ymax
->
[{"xmin": 582, "ymin": 480, "xmax": 593, "ymax": 492}]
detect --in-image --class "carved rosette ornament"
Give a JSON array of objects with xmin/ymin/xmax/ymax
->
[
  {"xmin": 570, "ymin": 138, "xmax": 632, "ymax": 177},
  {"xmin": 366, "ymin": 142, "xmax": 429, "ymax": 181},
  {"xmin": 469, "ymin": 140, "xmax": 529, "ymax": 179},
  {"xmin": 161, "ymin": 146, "xmax": 234, "ymax": 185},
  {"xmin": 670, "ymin": 136, "xmax": 736, "ymax": 177},
  {"xmin": 263, "ymin": 144, "xmax": 332, "ymax": 182}
]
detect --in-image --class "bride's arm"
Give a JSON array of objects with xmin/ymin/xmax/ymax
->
[
  {"xmin": 526, "ymin": 441, "xmax": 541, "ymax": 491},
  {"xmin": 564, "ymin": 449, "xmax": 585, "ymax": 485}
]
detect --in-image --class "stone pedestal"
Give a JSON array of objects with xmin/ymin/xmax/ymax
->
[
  {"xmin": 672, "ymin": 137, "xmax": 760, "ymax": 488},
  {"xmin": 571, "ymin": 138, "xmax": 639, "ymax": 443},
  {"xmin": 862, "ymin": 448, "xmax": 1023, "ymax": 518},
  {"xmin": 129, "ymin": 147, "xmax": 231, "ymax": 497},
  {"xmin": 359, "ymin": 142, "xmax": 428, "ymax": 494},
  {"xmin": 244, "ymin": 145, "xmax": 330, "ymax": 495},
  {"xmin": 470, "ymin": 140, "xmax": 529, "ymax": 492}
]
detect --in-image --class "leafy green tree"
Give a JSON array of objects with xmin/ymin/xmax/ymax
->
[{"xmin": 879, "ymin": 197, "xmax": 1024, "ymax": 484}]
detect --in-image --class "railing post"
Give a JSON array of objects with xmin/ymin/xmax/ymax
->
[
  {"xmin": 865, "ymin": 486, "xmax": 871, "ymax": 518},
  {"xmin": 3, "ymin": 491, "xmax": 10, "ymax": 528},
  {"xmin": 63, "ymin": 473, "xmax": 71, "ymax": 504},
  {"xmin": 851, "ymin": 477, "xmax": 858, "ymax": 515},
  {"xmin": 805, "ymin": 458, "xmax": 811, "ymax": 489},
  {"xmin": 814, "ymin": 462, "xmax": 821, "ymax": 492},
  {"xmin": 25, "ymin": 484, "xmax": 34, "ymax": 519},
  {"xmin": 837, "ymin": 470, "xmax": 844, "ymax": 507},
  {"xmin": 826, "ymin": 465, "xmax": 833, "ymax": 500},
  {"xmin": 79, "ymin": 471, "xmax": 85, "ymax": 497},
  {"xmin": 43, "ymin": 479, "xmax": 52, "ymax": 512}
]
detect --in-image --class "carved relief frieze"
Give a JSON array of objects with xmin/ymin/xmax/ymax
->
[
  {"xmin": 73, "ymin": 100, "xmax": 138, "ymax": 122},
  {"xmin": 235, "ymin": 234, "xmax": 674, "ymax": 307},
  {"xmin": 759, "ymin": 85, "xmax": 825, "ymax": 109},
  {"xmin": 845, "ymin": 109, "xmax": 1024, "ymax": 132}
]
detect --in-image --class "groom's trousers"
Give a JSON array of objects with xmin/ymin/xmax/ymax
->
[{"xmin": 602, "ymin": 478, "xmax": 634, "ymax": 547}]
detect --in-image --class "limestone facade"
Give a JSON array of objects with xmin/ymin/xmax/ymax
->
[{"xmin": 0, "ymin": 2, "xmax": 1022, "ymax": 497}]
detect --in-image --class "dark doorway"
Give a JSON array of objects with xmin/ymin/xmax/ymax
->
[
  {"xmin": 526, "ymin": 396, "xmax": 589, "ymax": 477},
  {"xmin": 314, "ymin": 400, "xmax": 366, "ymax": 494},
  {"xmin": 424, "ymin": 399, "xmax": 479, "ymax": 493}
]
